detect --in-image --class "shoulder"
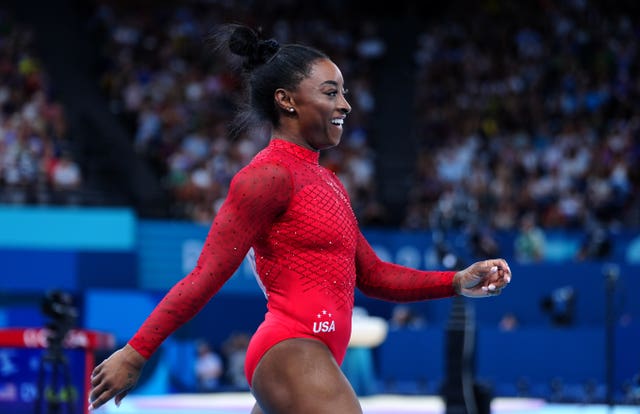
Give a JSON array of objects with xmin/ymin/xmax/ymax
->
[
  {"xmin": 322, "ymin": 166, "xmax": 348, "ymax": 189},
  {"xmin": 230, "ymin": 158, "xmax": 293, "ymax": 197},
  {"xmin": 236, "ymin": 157, "xmax": 291, "ymax": 182}
]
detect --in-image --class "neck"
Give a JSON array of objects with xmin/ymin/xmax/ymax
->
[{"xmin": 271, "ymin": 131, "xmax": 319, "ymax": 152}]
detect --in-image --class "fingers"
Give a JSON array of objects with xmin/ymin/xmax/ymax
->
[
  {"xmin": 89, "ymin": 368, "xmax": 115, "ymax": 410},
  {"xmin": 482, "ymin": 284, "xmax": 502, "ymax": 295},
  {"xmin": 480, "ymin": 265, "xmax": 499, "ymax": 292},
  {"xmin": 483, "ymin": 259, "xmax": 511, "ymax": 282},
  {"xmin": 90, "ymin": 363, "xmax": 103, "ymax": 382},
  {"xmin": 88, "ymin": 381, "xmax": 112, "ymax": 410},
  {"xmin": 89, "ymin": 381, "xmax": 129, "ymax": 410},
  {"xmin": 477, "ymin": 259, "xmax": 511, "ymax": 296},
  {"xmin": 481, "ymin": 277, "xmax": 508, "ymax": 294},
  {"xmin": 87, "ymin": 346, "xmax": 144, "ymax": 410},
  {"xmin": 88, "ymin": 365, "xmax": 121, "ymax": 410},
  {"xmin": 483, "ymin": 258, "xmax": 511, "ymax": 274},
  {"xmin": 114, "ymin": 389, "xmax": 129, "ymax": 406},
  {"xmin": 90, "ymin": 366, "xmax": 103, "ymax": 387},
  {"xmin": 456, "ymin": 258, "xmax": 513, "ymax": 298}
]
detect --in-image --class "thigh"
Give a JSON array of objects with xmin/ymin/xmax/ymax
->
[{"xmin": 251, "ymin": 338, "xmax": 362, "ymax": 414}]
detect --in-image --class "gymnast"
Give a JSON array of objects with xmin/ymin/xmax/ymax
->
[{"xmin": 89, "ymin": 24, "xmax": 512, "ymax": 414}]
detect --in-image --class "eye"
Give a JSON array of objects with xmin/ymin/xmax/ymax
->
[{"xmin": 326, "ymin": 89, "xmax": 348, "ymax": 97}]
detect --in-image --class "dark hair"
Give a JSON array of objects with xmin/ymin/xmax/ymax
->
[{"xmin": 209, "ymin": 24, "xmax": 328, "ymax": 136}]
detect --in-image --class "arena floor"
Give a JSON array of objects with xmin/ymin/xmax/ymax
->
[{"xmin": 97, "ymin": 392, "xmax": 640, "ymax": 414}]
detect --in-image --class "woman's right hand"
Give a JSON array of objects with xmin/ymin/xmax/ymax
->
[{"xmin": 89, "ymin": 343, "xmax": 147, "ymax": 410}]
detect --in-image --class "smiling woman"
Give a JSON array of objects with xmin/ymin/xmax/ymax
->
[
  {"xmin": 272, "ymin": 58, "xmax": 351, "ymax": 150},
  {"xmin": 223, "ymin": 25, "xmax": 352, "ymax": 151},
  {"xmin": 88, "ymin": 23, "xmax": 512, "ymax": 414}
]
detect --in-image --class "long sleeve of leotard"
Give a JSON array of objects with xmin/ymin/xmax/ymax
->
[
  {"xmin": 355, "ymin": 231, "xmax": 457, "ymax": 302},
  {"xmin": 128, "ymin": 162, "xmax": 292, "ymax": 359}
]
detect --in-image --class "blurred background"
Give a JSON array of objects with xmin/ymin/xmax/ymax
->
[{"xmin": 0, "ymin": 0, "xmax": 639, "ymax": 411}]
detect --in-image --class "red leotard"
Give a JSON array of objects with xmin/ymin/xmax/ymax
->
[{"xmin": 128, "ymin": 139, "xmax": 456, "ymax": 386}]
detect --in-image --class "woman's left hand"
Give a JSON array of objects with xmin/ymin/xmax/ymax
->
[{"xmin": 453, "ymin": 259, "xmax": 512, "ymax": 298}]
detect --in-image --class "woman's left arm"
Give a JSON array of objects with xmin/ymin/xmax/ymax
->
[
  {"xmin": 355, "ymin": 232, "xmax": 457, "ymax": 302},
  {"xmin": 355, "ymin": 232, "xmax": 512, "ymax": 302}
]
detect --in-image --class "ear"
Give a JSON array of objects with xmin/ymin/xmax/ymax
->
[{"xmin": 274, "ymin": 88, "xmax": 295, "ymax": 112}]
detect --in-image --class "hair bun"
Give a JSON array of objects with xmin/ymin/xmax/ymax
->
[
  {"xmin": 258, "ymin": 39, "xmax": 280, "ymax": 58},
  {"xmin": 228, "ymin": 26, "xmax": 280, "ymax": 70},
  {"xmin": 228, "ymin": 26, "xmax": 259, "ymax": 57}
]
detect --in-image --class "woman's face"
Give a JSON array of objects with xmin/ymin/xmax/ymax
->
[{"xmin": 288, "ymin": 58, "xmax": 352, "ymax": 150}]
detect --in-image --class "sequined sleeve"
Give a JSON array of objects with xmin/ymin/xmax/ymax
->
[
  {"xmin": 355, "ymin": 232, "xmax": 457, "ymax": 302},
  {"xmin": 128, "ymin": 162, "xmax": 292, "ymax": 358}
]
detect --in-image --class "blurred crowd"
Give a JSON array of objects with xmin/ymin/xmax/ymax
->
[
  {"xmin": 0, "ymin": 10, "xmax": 83, "ymax": 205},
  {"xmin": 1, "ymin": 0, "xmax": 638, "ymax": 231},
  {"xmin": 404, "ymin": 0, "xmax": 640, "ymax": 232},
  {"xmin": 87, "ymin": 0, "xmax": 382, "ymax": 223}
]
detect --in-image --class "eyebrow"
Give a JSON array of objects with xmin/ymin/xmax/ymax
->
[
  {"xmin": 320, "ymin": 80, "xmax": 348, "ymax": 92},
  {"xmin": 320, "ymin": 80, "xmax": 340, "ymax": 87}
]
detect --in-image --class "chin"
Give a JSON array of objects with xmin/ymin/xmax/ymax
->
[
  {"xmin": 310, "ymin": 130, "xmax": 343, "ymax": 150},
  {"xmin": 313, "ymin": 139, "xmax": 341, "ymax": 151},
  {"xmin": 323, "ymin": 140, "xmax": 341, "ymax": 150},
  {"xmin": 329, "ymin": 133, "xmax": 343, "ymax": 147}
]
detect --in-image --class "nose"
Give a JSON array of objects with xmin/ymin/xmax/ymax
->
[{"xmin": 339, "ymin": 95, "xmax": 352, "ymax": 115}]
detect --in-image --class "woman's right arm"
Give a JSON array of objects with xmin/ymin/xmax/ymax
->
[{"xmin": 89, "ymin": 161, "xmax": 291, "ymax": 410}]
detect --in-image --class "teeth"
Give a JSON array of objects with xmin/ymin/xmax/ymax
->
[{"xmin": 331, "ymin": 119, "xmax": 344, "ymax": 126}]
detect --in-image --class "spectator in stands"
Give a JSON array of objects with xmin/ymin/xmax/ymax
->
[
  {"xmin": 0, "ymin": 14, "xmax": 83, "ymax": 206},
  {"xmin": 467, "ymin": 224, "xmax": 500, "ymax": 261},
  {"xmin": 498, "ymin": 312, "xmax": 519, "ymax": 332},
  {"xmin": 406, "ymin": 0, "xmax": 640, "ymax": 231},
  {"xmin": 194, "ymin": 339, "xmax": 223, "ymax": 392},
  {"xmin": 540, "ymin": 286, "xmax": 576, "ymax": 327},
  {"xmin": 575, "ymin": 219, "xmax": 613, "ymax": 261},
  {"xmin": 50, "ymin": 152, "xmax": 82, "ymax": 192},
  {"xmin": 389, "ymin": 305, "xmax": 426, "ymax": 330},
  {"xmin": 88, "ymin": 24, "xmax": 512, "ymax": 414},
  {"xmin": 89, "ymin": 2, "xmax": 382, "ymax": 224},
  {"xmin": 514, "ymin": 213, "xmax": 546, "ymax": 263},
  {"xmin": 624, "ymin": 373, "xmax": 640, "ymax": 404},
  {"xmin": 222, "ymin": 332, "xmax": 250, "ymax": 390}
]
